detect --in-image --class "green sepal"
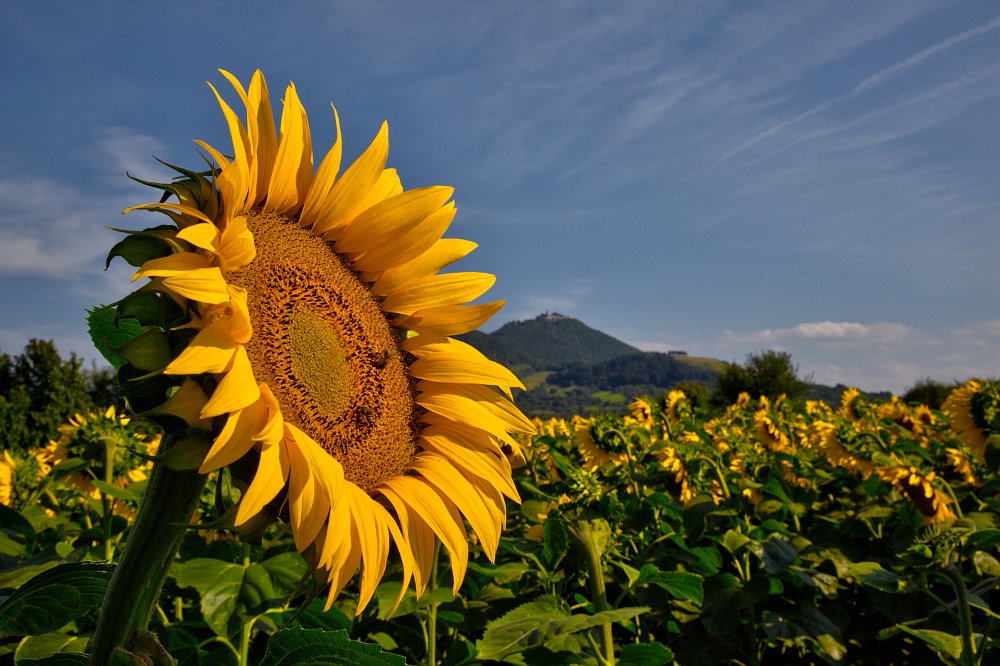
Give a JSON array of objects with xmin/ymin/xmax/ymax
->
[
  {"xmin": 149, "ymin": 431, "xmax": 212, "ymax": 471},
  {"xmin": 114, "ymin": 364, "xmax": 183, "ymax": 414},
  {"xmin": 109, "ymin": 329, "xmax": 172, "ymax": 372},
  {"xmin": 116, "ymin": 291, "xmax": 185, "ymax": 330},
  {"xmin": 108, "ymin": 629, "xmax": 177, "ymax": 666},
  {"xmin": 87, "ymin": 305, "xmax": 153, "ymax": 370},
  {"xmin": 105, "ymin": 234, "xmax": 175, "ymax": 270}
]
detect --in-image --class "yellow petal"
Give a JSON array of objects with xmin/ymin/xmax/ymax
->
[
  {"xmin": 381, "ymin": 272, "xmax": 495, "ymax": 316},
  {"xmin": 371, "ymin": 499, "xmax": 413, "ymax": 616},
  {"xmin": 133, "ymin": 253, "xmax": 211, "ymax": 282},
  {"xmin": 300, "ymin": 104, "xmax": 343, "ymax": 230},
  {"xmin": 219, "ymin": 216, "xmax": 256, "ymax": 271},
  {"xmin": 409, "ymin": 452, "xmax": 501, "ymax": 558},
  {"xmin": 199, "ymin": 390, "xmax": 268, "ymax": 473},
  {"xmin": 349, "ymin": 201, "xmax": 456, "ymax": 274},
  {"xmin": 345, "ymin": 485, "xmax": 390, "ymax": 613},
  {"xmin": 311, "ymin": 121, "xmax": 389, "ymax": 237},
  {"xmin": 145, "ymin": 379, "xmax": 213, "ymax": 431},
  {"xmin": 419, "ymin": 427, "xmax": 519, "ymax": 501},
  {"xmin": 399, "ymin": 301, "xmax": 505, "ymax": 337},
  {"xmin": 162, "ymin": 269, "xmax": 230, "ymax": 305},
  {"xmin": 417, "ymin": 389, "xmax": 521, "ymax": 451},
  {"xmin": 235, "ymin": 435, "xmax": 289, "ymax": 525},
  {"xmin": 372, "ymin": 238, "xmax": 477, "ymax": 297},
  {"xmin": 405, "ymin": 335, "xmax": 524, "ymax": 390},
  {"xmin": 200, "ymin": 347, "xmax": 261, "ymax": 418},
  {"xmin": 380, "ymin": 476, "xmax": 468, "ymax": 594},
  {"xmin": 247, "ymin": 70, "xmax": 278, "ymax": 205},
  {"xmin": 123, "ymin": 202, "xmax": 213, "ymax": 226},
  {"xmin": 335, "ymin": 186, "xmax": 453, "ymax": 255},
  {"xmin": 285, "ymin": 432, "xmax": 332, "ymax": 553},
  {"xmin": 176, "ymin": 222, "xmax": 220, "ymax": 253},
  {"xmin": 264, "ymin": 81, "xmax": 312, "ymax": 215},
  {"xmin": 381, "ymin": 491, "xmax": 436, "ymax": 596},
  {"xmin": 165, "ymin": 318, "xmax": 239, "ymax": 375}
]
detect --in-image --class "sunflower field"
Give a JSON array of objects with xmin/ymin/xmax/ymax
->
[{"xmin": 1, "ymin": 379, "xmax": 997, "ymax": 665}]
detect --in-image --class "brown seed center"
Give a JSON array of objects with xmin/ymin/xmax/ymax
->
[{"xmin": 226, "ymin": 210, "xmax": 418, "ymax": 492}]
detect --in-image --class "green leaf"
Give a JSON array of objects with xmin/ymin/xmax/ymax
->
[
  {"xmin": 175, "ymin": 558, "xmax": 243, "ymax": 637},
  {"xmin": 759, "ymin": 538, "xmax": 797, "ymax": 574},
  {"xmin": 0, "ymin": 562, "xmax": 113, "ymax": 635},
  {"xmin": 476, "ymin": 595, "xmax": 649, "ymax": 661},
  {"xmin": 721, "ymin": 530, "xmax": 750, "ymax": 554},
  {"xmin": 973, "ymin": 551, "xmax": 1000, "ymax": 577},
  {"xmin": 91, "ymin": 479, "xmax": 141, "ymax": 503},
  {"xmin": 467, "ymin": 561, "xmax": 532, "ymax": 585},
  {"xmin": 619, "ymin": 642, "xmax": 675, "ymax": 666},
  {"xmin": 633, "ymin": 564, "xmax": 704, "ymax": 605},
  {"xmin": 542, "ymin": 517, "xmax": 568, "ymax": 570},
  {"xmin": 846, "ymin": 562, "xmax": 905, "ymax": 593},
  {"xmin": 894, "ymin": 626, "xmax": 963, "ymax": 660},
  {"xmin": 259, "ymin": 628, "xmax": 405, "ymax": 666},
  {"xmin": 18, "ymin": 654, "xmax": 91, "ymax": 666},
  {"xmin": 700, "ymin": 573, "xmax": 745, "ymax": 636},
  {"xmin": 15, "ymin": 633, "xmax": 89, "ymax": 661},
  {"xmin": 87, "ymin": 305, "xmax": 152, "ymax": 370},
  {"xmin": 110, "ymin": 329, "xmax": 172, "ymax": 372}
]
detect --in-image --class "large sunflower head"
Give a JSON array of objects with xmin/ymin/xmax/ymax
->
[{"xmin": 99, "ymin": 70, "xmax": 532, "ymax": 614}]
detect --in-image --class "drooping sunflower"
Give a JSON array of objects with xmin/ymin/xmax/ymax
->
[
  {"xmin": 109, "ymin": 70, "xmax": 532, "ymax": 613},
  {"xmin": 876, "ymin": 464, "xmax": 956, "ymax": 525}
]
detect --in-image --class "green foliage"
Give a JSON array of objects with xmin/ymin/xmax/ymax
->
[
  {"xmin": 2, "ymin": 377, "xmax": 998, "ymax": 665},
  {"xmin": 903, "ymin": 377, "xmax": 960, "ymax": 410},
  {"xmin": 712, "ymin": 349, "xmax": 809, "ymax": 406},
  {"xmin": 0, "ymin": 340, "xmax": 100, "ymax": 453}
]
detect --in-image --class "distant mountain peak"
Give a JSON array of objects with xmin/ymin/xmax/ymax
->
[{"xmin": 459, "ymin": 314, "xmax": 639, "ymax": 371}]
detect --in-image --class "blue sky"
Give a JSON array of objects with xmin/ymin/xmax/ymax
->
[{"xmin": 1, "ymin": 1, "xmax": 997, "ymax": 394}]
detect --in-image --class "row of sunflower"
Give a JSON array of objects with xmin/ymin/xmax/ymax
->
[
  {"xmin": 501, "ymin": 380, "xmax": 998, "ymax": 665},
  {"xmin": 0, "ymin": 380, "xmax": 997, "ymax": 664}
]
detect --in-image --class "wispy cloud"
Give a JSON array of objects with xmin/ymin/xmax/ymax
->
[
  {"xmin": 714, "ymin": 14, "xmax": 1000, "ymax": 165},
  {"xmin": 722, "ymin": 321, "xmax": 934, "ymax": 351}
]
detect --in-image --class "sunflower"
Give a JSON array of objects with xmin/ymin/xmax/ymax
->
[
  {"xmin": 112, "ymin": 70, "xmax": 532, "ymax": 613},
  {"xmin": 941, "ymin": 381, "xmax": 991, "ymax": 463},
  {"xmin": 49, "ymin": 407, "xmax": 159, "ymax": 519},
  {"xmin": 876, "ymin": 464, "xmax": 956, "ymax": 525},
  {"xmin": 0, "ymin": 443, "xmax": 64, "ymax": 510}
]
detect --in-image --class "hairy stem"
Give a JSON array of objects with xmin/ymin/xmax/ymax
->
[{"xmin": 89, "ymin": 446, "xmax": 207, "ymax": 665}]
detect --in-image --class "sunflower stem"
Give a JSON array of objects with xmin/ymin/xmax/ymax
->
[
  {"xmin": 89, "ymin": 440, "xmax": 207, "ymax": 666},
  {"xmin": 570, "ymin": 519, "xmax": 616, "ymax": 666},
  {"xmin": 102, "ymin": 434, "xmax": 116, "ymax": 561},
  {"xmin": 425, "ymin": 540, "xmax": 442, "ymax": 666}
]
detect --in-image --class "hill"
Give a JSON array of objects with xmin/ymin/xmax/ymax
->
[
  {"xmin": 458, "ymin": 313, "xmax": 639, "ymax": 371},
  {"xmin": 459, "ymin": 314, "xmax": 721, "ymax": 418},
  {"xmin": 460, "ymin": 313, "xmax": 893, "ymax": 419}
]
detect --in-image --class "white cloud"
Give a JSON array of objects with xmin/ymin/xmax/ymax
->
[
  {"xmin": 723, "ymin": 321, "xmax": 931, "ymax": 350},
  {"xmin": 0, "ymin": 176, "xmax": 139, "ymax": 279},
  {"xmin": 95, "ymin": 127, "xmax": 172, "ymax": 184}
]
